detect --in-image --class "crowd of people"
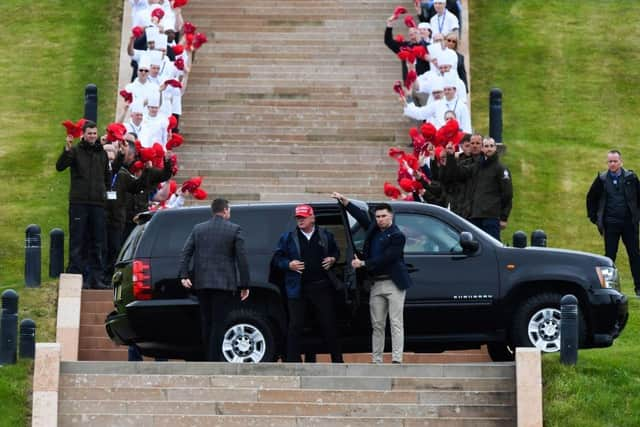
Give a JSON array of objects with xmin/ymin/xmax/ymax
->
[
  {"xmin": 382, "ymin": 0, "xmax": 513, "ymax": 242},
  {"xmin": 56, "ymin": 0, "xmax": 207, "ymax": 290}
]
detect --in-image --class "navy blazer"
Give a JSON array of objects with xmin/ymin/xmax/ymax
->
[{"xmin": 345, "ymin": 203, "xmax": 413, "ymax": 290}]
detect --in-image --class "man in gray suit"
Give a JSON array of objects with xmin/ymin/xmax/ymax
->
[{"xmin": 179, "ymin": 198, "xmax": 250, "ymax": 361}]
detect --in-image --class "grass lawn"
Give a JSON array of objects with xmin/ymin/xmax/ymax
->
[
  {"xmin": 470, "ymin": 1, "xmax": 640, "ymax": 425},
  {"xmin": 0, "ymin": 0, "xmax": 121, "ymax": 425}
]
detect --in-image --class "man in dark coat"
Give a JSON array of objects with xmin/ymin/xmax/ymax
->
[
  {"xmin": 443, "ymin": 138, "xmax": 513, "ymax": 241},
  {"xmin": 587, "ymin": 150, "xmax": 640, "ymax": 297},
  {"xmin": 332, "ymin": 193, "xmax": 412, "ymax": 364},
  {"xmin": 56, "ymin": 120, "xmax": 111, "ymax": 289},
  {"xmin": 178, "ymin": 198, "xmax": 250, "ymax": 361},
  {"xmin": 272, "ymin": 204, "xmax": 343, "ymax": 363}
]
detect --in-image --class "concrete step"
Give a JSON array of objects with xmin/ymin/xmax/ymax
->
[
  {"xmin": 80, "ymin": 289, "xmax": 112, "ymax": 302},
  {"xmin": 58, "ymin": 414, "xmax": 513, "ymax": 427},
  {"xmin": 78, "ymin": 349, "xmax": 128, "ymax": 362},
  {"xmin": 60, "ymin": 362, "xmax": 515, "ymax": 378},
  {"xmin": 59, "ymin": 399, "xmax": 514, "ymax": 418}
]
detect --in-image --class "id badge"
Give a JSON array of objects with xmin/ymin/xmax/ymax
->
[{"xmin": 106, "ymin": 191, "xmax": 117, "ymax": 200}]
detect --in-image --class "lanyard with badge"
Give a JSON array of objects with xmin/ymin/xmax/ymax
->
[{"xmin": 107, "ymin": 172, "xmax": 118, "ymax": 200}]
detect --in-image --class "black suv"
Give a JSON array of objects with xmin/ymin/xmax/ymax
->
[{"xmin": 106, "ymin": 201, "xmax": 628, "ymax": 362}]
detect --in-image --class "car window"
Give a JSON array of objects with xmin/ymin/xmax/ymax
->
[
  {"xmin": 118, "ymin": 224, "xmax": 146, "ymax": 262},
  {"xmin": 395, "ymin": 214, "xmax": 463, "ymax": 254}
]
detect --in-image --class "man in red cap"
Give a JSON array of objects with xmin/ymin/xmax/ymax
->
[{"xmin": 272, "ymin": 204, "xmax": 343, "ymax": 363}]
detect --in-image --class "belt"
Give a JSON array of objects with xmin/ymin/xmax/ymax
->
[{"xmin": 372, "ymin": 275, "xmax": 392, "ymax": 281}]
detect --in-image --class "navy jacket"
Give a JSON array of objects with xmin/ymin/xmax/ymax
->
[
  {"xmin": 272, "ymin": 227, "xmax": 340, "ymax": 298},
  {"xmin": 345, "ymin": 203, "xmax": 413, "ymax": 290},
  {"xmin": 586, "ymin": 168, "xmax": 640, "ymax": 233}
]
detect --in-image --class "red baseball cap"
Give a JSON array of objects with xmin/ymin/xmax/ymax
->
[{"xmin": 295, "ymin": 204, "xmax": 314, "ymax": 218}]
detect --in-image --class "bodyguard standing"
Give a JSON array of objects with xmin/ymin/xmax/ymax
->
[
  {"xmin": 331, "ymin": 192, "xmax": 412, "ymax": 364},
  {"xmin": 587, "ymin": 150, "xmax": 640, "ymax": 297},
  {"xmin": 178, "ymin": 198, "xmax": 250, "ymax": 361},
  {"xmin": 272, "ymin": 204, "xmax": 343, "ymax": 363}
]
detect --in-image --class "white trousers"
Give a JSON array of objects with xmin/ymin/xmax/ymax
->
[{"xmin": 369, "ymin": 279, "xmax": 406, "ymax": 363}]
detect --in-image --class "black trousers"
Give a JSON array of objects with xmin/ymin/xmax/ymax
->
[
  {"xmin": 197, "ymin": 289, "xmax": 235, "ymax": 361},
  {"xmin": 604, "ymin": 221, "xmax": 640, "ymax": 290},
  {"xmin": 286, "ymin": 283, "xmax": 343, "ymax": 363},
  {"xmin": 67, "ymin": 203, "xmax": 105, "ymax": 288},
  {"xmin": 104, "ymin": 223, "xmax": 124, "ymax": 285}
]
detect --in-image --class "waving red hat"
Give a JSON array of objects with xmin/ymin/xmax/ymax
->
[
  {"xmin": 172, "ymin": 0, "xmax": 189, "ymax": 8},
  {"xmin": 397, "ymin": 46, "xmax": 415, "ymax": 63},
  {"xmin": 392, "ymin": 81, "xmax": 405, "ymax": 98},
  {"xmin": 193, "ymin": 32, "xmax": 208, "ymax": 50},
  {"xmin": 164, "ymin": 79, "xmax": 182, "ymax": 88},
  {"xmin": 182, "ymin": 176, "xmax": 203, "ymax": 193},
  {"xmin": 129, "ymin": 160, "xmax": 144, "ymax": 174},
  {"xmin": 167, "ymin": 115, "xmax": 178, "ymax": 131},
  {"xmin": 170, "ymin": 153, "xmax": 179, "ymax": 175},
  {"xmin": 61, "ymin": 118, "xmax": 87, "ymax": 138},
  {"xmin": 404, "ymin": 69, "xmax": 417, "ymax": 90},
  {"xmin": 383, "ymin": 182, "xmax": 401, "ymax": 200},
  {"xmin": 192, "ymin": 188, "xmax": 208, "ymax": 200},
  {"xmin": 119, "ymin": 89, "xmax": 133, "ymax": 104},
  {"xmin": 151, "ymin": 8, "xmax": 165, "ymax": 20},
  {"xmin": 404, "ymin": 15, "xmax": 416, "ymax": 28},
  {"xmin": 394, "ymin": 34, "xmax": 404, "ymax": 43},
  {"xmin": 172, "ymin": 44, "xmax": 185, "ymax": 56},
  {"xmin": 420, "ymin": 123, "xmax": 437, "ymax": 141},
  {"xmin": 166, "ymin": 132, "xmax": 184, "ymax": 150},
  {"xmin": 412, "ymin": 45, "xmax": 427, "ymax": 60},
  {"xmin": 392, "ymin": 6, "xmax": 407, "ymax": 20},
  {"xmin": 106, "ymin": 123, "xmax": 127, "ymax": 142},
  {"xmin": 388, "ymin": 147, "xmax": 405, "ymax": 159},
  {"xmin": 174, "ymin": 57, "xmax": 185, "ymax": 71},
  {"xmin": 132, "ymin": 26, "xmax": 144, "ymax": 39},
  {"xmin": 183, "ymin": 21, "xmax": 197, "ymax": 35},
  {"xmin": 435, "ymin": 119, "xmax": 460, "ymax": 146}
]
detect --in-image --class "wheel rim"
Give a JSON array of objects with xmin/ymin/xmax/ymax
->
[
  {"xmin": 527, "ymin": 308, "xmax": 561, "ymax": 352},
  {"xmin": 221, "ymin": 323, "xmax": 267, "ymax": 363}
]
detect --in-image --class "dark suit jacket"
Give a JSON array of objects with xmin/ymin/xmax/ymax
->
[
  {"xmin": 178, "ymin": 215, "xmax": 250, "ymax": 291},
  {"xmin": 345, "ymin": 203, "xmax": 413, "ymax": 290}
]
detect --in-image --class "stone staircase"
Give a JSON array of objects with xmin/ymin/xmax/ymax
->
[
  {"xmin": 57, "ymin": 361, "xmax": 516, "ymax": 426},
  {"xmin": 174, "ymin": 0, "xmax": 418, "ymax": 202}
]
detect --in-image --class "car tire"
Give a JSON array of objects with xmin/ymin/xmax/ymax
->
[
  {"xmin": 220, "ymin": 308, "xmax": 277, "ymax": 363},
  {"xmin": 487, "ymin": 342, "xmax": 515, "ymax": 362},
  {"xmin": 511, "ymin": 292, "xmax": 585, "ymax": 353}
]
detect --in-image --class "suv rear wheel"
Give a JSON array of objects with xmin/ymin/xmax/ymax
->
[
  {"xmin": 512, "ymin": 292, "xmax": 585, "ymax": 353},
  {"xmin": 221, "ymin": 308, "xmax": 277, "ymax": 363}
]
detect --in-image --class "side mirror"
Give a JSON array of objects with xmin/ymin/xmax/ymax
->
[{"xmin": 460, "ymin": 231, "xmax": 479, "ymax": 254}]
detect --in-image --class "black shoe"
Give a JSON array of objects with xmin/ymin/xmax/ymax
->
[
  {"xmin": 91, "ymin": 282, "xmax": 111, "ymax": 290},
  {"xmin": 392, "ymin": 361, "xmax": 401, "ymax": 364}
]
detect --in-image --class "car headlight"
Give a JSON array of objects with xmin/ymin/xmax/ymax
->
[{"xmin": 596, "ymin": 266, "xmax": 620, "ymax": 291}]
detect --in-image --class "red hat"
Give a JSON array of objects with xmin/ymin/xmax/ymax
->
[
  {"xmin": 151, "ymin": 8, "xmax": 165, "ymax": 20},
  {"xmin": 397, "ymin": 47, "xmax": 415, "ymax": 63},
  {"xmin": 174, "ymin": 57, "xmax": 185, "ymax": 70},
  {"xmin": 193, "ymin": 32, "xmax": 208, "ymax": 50},
  {"xmin": 420, "ymin": 123, "xmax": 437, "ymax": 141},
  {"xmin": 106, "ymin": 123, "xmax": 127, "ymax": 142},
  {"xmin": 388, "ymin": 147, "xmax": 405, "ymax": 159},
  {"xmin": 412, "ymin": 45, "xmax": 427, "ymax": 60},
  {"xmin": 404, "ymin": 15, "xmax": 416, "ymax": 28},
  {"xmin": 130, "ymin": 160, "xmax": 144, "ymax": 174},
  {"xmin": 132, "ymin": 26, "xmax": 144, "ymax": 39},
  {"xmin": 383, "ymin": 182, "xmax": 401, "ymax": 200},
  {"xmin": 61, "ymin": 118, "xmax": 87, "ymax": 138},
  {"xmin": 170, "ymin": 153, "xmax": 178, "ymax": 175},
  {"xmin": 392, "ymin": 6, "xmax": 407, "ymax": 19},
  {"xmin": 192, "ymin": 188, "xmax": 208, "ymax": 200},
  {"xmin": 185, "ymin": 33, "xmax": 195, "ymax": 49},
  {"xmin": 183, "ymin": 21, "xmax": 197, "ymax": 35},
  {"xmin": 166, "ymin": 132, "xmax": 184, "ymax": 150},
  {"xmin": 392, "ymin": 81, "xmax": 405, "ymax": 98},
  {"xmin": 404, "ymin": 69, "xmax": 417, "ymax": 90},
  {"xmin": 168, "ymin": 179, "xmax": 177, "ymax": 195},
  {"xmin": 172, "ymin": 0, "xmax": 189, "ymax": 8},
  {"xmin": 295, "ymin": 204, "xmax": 314, "ymax": 218},
  {"xmin": 167, "ymin": 115, "xmax": 178, "ymax": 131},
  {"xmin": 164, "ymin": 79, "xmax": 182, "ymax": 88},
  {"xmin": 398, "ymin": 177, "xmax": 415, "ymax": 193},
  {"xmin": 394, "ymin": 34, "xmax": 404, "ymax": 43},
  {"xmin": 182, "ymin": 176, "xmax": 203, "ymax": 193},
  {"xmin": 139, "ymin": 147, "xmax": 155, "ymax": 163},
  {"xmin": 172, "ymin": 44, "xmax": 185, "ymax": 56},
  {"xmin": 119, "ymin": 89, "xmax": 133, "ymax": 104},
  {"xmin": 435, "ymin": 119, "xmax": 460, "ymax": 146}
]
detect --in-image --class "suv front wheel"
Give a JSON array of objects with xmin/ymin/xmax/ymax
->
[
  {"xmin": 512, "ymin": 292, "xmax": 585, "ymax": 353},
  {"xmin": 220, "ymin": 308, "xmax": 277, "ymax": 363}
]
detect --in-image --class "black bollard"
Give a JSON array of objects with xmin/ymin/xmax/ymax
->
[
  {"xmin": 0, "ymin": 289, "xmax": 19, "ymax": 365},
  {"xmin": 49, "ymin": 228, "xmax": 65, "ymax": 278},
  {"xmin": 512, "ymin": 231, "xmax": 527, "ymax": 248},
  {"xmin": 531, "ymin": 229, "xmax": 547, "ymax": 247},
  {"xmin": 489, "ymin": 88, "xmax": 503, "ymax": 144},
  {"xmin": 560, "ymin": 294, "xmax": 579, "ymax": 365},
  {"xmin": 19, "ymin": 319, "xmax": 36, "ymax": 359},
  {"xmin": 84, "ymin": 83, "xmax": 98, "ymax": 123},
  {"xmin": 25, "ymin": 224, "xmax": 41, "ymax": 287}
]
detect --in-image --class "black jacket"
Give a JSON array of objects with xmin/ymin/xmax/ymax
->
[
  {"xmin": 345, "ymin": 203, "xmax": 412, "ymax": 290},
  {"xmin": 56, "ymin": 140, "xmax": 110, "ymax": 206},
  {"xmin": 441, "ymin": 153, "xmax": 477, "ymax": 218},
  {"xmin": 586, "ymin": 168, "xmax": 640, "ymax": 233},
  {"xmin": 384, "ymin": 27, "xmax": 430, "ymax": 79},
  {"xmin": 106, "ymin": 166, "xmax": 147, "ymax": 228},
  {"xmin": 444, "ymin": 153, "xmax": 513, "ymax": 221}
]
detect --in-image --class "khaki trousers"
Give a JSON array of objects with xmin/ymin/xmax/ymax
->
[{"xmin": 369, "ymin": 279, "xmax": 406, "ymax": 363}]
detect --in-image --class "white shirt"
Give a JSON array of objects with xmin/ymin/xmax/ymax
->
[
  {"xmin": 125, "ymin": 79, "xmax": 160, "ymax": 107},
  {"xmin": 441, "ymin": 96, "xmax": 471, "ymax": 133},
  {"xmin": 125, "ymin": 119, "xmax": 143, "ymax": 136},
  {"xmin": 429, "ymin": 10, "xmax": 459, "ymax": 36},
  {"xmin": 300, "ymin": 226, "xmax": 315, "ymax": 241},
  {"xmin": 403, "ymin": 100, "xmax": 442, "ymax": 128},
  {"xmin": 139, "ymin": 113, "xmax": 169, "ymax": 148}
]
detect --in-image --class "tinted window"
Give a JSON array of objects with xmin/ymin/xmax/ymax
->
[
  {"xmin": 149, "ymin": 209, "xmax": 211, "ymax": 257},
  {"xmin": 395, "ymin": 214, "xmax": 463, "ymax": 254},
  {"xmin": 118, "ymin": 224, "xmax": 146, "ymax": 262}
]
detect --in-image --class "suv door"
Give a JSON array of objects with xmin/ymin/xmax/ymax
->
[{"xmin": 394, "ymin": 212, "xmax": 500, "ymax": 337}]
